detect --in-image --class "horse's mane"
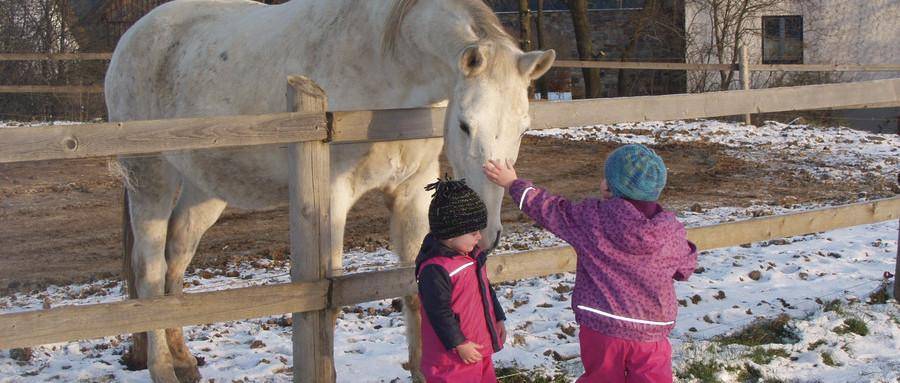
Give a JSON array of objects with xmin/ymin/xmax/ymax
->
[{"xmin": 382, "ymin": 0, "xmax": 515, "ymax": 55}]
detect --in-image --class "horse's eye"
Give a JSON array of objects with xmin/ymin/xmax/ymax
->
[{"xmin": 459, "ymin": 121, "xmax": 471, "ymax": 136}]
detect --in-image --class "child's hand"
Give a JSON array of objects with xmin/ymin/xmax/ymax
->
[
  {"xmin": 454, "ymin": 341, "xmax": 484, "ymax": 364},
  {"xmin": 496, "ymin": 320, "xmax": 507, "ymax": 345},
  {"xmin": 483, "ymin": 159, "xmax": 518, "ymax": 189}
]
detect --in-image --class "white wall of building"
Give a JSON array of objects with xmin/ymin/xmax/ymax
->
[{"xmin": 685, "ymin": 0, "xmax": 900, "ymax": 91}]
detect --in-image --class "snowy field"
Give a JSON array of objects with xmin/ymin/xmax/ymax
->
[{"xmin": 0, "ymin": 120, "xmax": 898, "ymax": 382}]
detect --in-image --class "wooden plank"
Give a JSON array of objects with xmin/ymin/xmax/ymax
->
[
  {"xmin": 529, "ymin": 78, "xmax": 900, "ymax": 129},
  {"xmin": 0, "ymin": 111, "xmax": 327, "ymax": 164},
  {"xmin": 0, "ymin": 280, "xmax": 328, "ymax": 350},
  {"xmin": 287, "ymin": 75, "xmax": 335, "ymax": 383},
  {"xmin": 553, "ymin": 60, "xmax": 900, "ymax": 72},
  {"xmin": 324, "ymin": 197, "xmax": 900, "ymax": 303},
  {"xmin": 895, "ymin": 219, "xmax": 899, "ymax": 300},
  {"xmin": 330, "ymin": 107, "xmax": 445, "ymax": 144},
  {"xmin": 1, "ymin": 197, "xmax": 896, "ymax": 349},
  {"xmin": 749, "ymin": 63, "xmax": 900, "ymax": 72},
  {"xmin": 487, "ymin": 246, "xmax": 577, "ymax": 283},
  {"xmin": 688, "ymin": 196, "xmax": 900, "ymax": 251},
  {"xmin": 332, "ymin": 267, "xmax": 416, "ymax": 307},
  {"xmin": 0, "ymin": 85, "xmax": 104, "ymax": 94},
  {"xmin": 0, "ymin": 52, "xmax": 112, "ymax": 61},
  {"xmin": 554, "ymin": 59, "xmax": 735, "ymax": 71},
  {"xmin": 739, "ymin": 46, "xmax": 752, "ymax": 124}
]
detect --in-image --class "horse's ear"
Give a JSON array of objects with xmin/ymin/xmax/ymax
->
[
  {"xmin": 519, "ymin": 49, "xmax": 556, "ymax": 80},
  {"xmin": 459, "ymin": 44, "xmax": 488, "ymax": 78}
]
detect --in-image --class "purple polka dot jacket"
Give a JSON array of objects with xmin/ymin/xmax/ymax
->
[{"xmin": 509, "ymin": 179, "xmax": 698, "ymax": 342}]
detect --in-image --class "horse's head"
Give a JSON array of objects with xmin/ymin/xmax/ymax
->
[{"xmin": 444, "ymin": 42, "xmax": 555, "ymax": 246}]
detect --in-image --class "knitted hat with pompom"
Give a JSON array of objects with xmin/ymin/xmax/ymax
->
[{"xmin": 425, "ymin": 175, "xmax": 487, "ymax": 240}]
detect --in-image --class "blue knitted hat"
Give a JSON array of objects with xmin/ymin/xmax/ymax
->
[{"xmin": 604, "ymin": 144, "xmax": 667, "ymax": 201}]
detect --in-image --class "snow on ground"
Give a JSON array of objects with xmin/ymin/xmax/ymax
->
[{"xmin": 1, "ymin": 120, "xmax": 898, "ymax": 382}]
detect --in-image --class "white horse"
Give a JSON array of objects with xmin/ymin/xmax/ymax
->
[{"xmin": 105, "ymin": 0, "xmax": 554, "ymax": 381}]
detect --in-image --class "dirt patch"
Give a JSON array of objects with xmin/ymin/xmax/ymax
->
[{"xmin": 0, "ymin": 136, "xmax": 891, "ymax": 294}]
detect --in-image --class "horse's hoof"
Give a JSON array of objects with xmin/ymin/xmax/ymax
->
[
  {"xmin": 174, "ymin": 364, "xmax": 202, "ymax": 383},
  {"xmin": 121, "ymin": 350, "xmax": 148, "ymax": 371}
]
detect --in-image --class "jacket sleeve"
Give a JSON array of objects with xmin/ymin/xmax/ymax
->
[
  {"xmin": 489, "ymin": 283, "xmax": 506, "ymax": 322},
  {"xmin": 673, "ymin": 241, "xmax": 699, "ymax": 281},
  {"xmin": 417, "ymin": 264, "xmax": 467, "ymax": 350},
  {"xmin": 508, "ymin": 179, "xmax": 584, "ymax": 242}
]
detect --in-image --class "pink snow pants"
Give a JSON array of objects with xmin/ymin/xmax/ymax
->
[
  {"xmin": 422, "ymin": 355, "xmax": 497, "ymax": 383},
  {"xmin": 576, "ymin": 327, "xmax": 673, "ymax": 383}
]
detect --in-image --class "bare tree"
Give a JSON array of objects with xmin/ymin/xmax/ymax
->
[
  {"xmin": 517, "ymin": 0, "xmax": 536, "ymax": 98},
  {"xmin": 535, "ymin": 0, "xmax": 550, "ymax": 99},
  {"xmin": 0, "ymin": 0, "xmax": 98, "ymax": 120},
  {"xmin": 566, "ymin": 0, "xmax": 603, "ymax": 98},
  {"xmin": 686, "ymin": 0, "xmax": 788, "ymax": 92}
]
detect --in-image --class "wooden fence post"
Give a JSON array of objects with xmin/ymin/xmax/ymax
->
[
  {"xmin": 287, "ymin": 75, "xmax": 335, "ymax": 383},
  {"xmin": 895, "ymin": 218, "xmax": 899, "ymax": 301},
  {"xmin": 739, "ymin": 45, "xmax": 752, "ymax": 125}
]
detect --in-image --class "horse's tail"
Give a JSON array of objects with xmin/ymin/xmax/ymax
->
[{"xmin": 121, "ymin": 189, "xmax": 149, "ymax": 370}]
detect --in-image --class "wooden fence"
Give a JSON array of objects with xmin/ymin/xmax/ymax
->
[
  {"xmin": 2, "ymin": 77, "xmax": 898, "ymax": 164},
  {"xmin": 1, "ymin": 53, "xmax": 899, "ymax": 94},
  {"xmin": 0, "ymin": 76, "xmax": 898, "ymax": 383}
]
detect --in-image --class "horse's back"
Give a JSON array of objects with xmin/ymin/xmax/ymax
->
[{"xmin": 105, "ymin": 0, "xmax": 263, "ymax": 121}]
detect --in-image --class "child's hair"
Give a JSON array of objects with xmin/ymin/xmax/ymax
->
[
  {"xmin": 425, "ymin": 175, "xmax": 487, "ymax": 240},
  {"xmin": 604, "ymin": 144, "xmax": 667, "ymax": 201}
]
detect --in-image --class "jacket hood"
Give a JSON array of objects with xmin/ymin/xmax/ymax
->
[{"xmin": 599, "ymin": 198, "xmax": 685, "ymax": 255}]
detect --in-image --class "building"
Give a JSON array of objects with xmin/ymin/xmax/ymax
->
[{"xmin": 684, "ymin": 0, "xmax": 899, "ymax": 131}]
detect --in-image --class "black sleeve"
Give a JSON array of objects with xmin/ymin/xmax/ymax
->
[
  {"xmin": 489, "ymin": 284, "xmax": 507, "ymax": 322},
  {"xmin": 418, "ymin": 265, "xmax": 466, "ymax": 350}
]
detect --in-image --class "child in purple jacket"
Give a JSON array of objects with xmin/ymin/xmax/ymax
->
[{"xmin": 483, "ymin": 144, "xmax": 697, "ymax": 383}]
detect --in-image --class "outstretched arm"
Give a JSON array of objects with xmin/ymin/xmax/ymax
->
[{"xmin": 483, "ymin": 160, "xmax": 583, "ymax": 241}]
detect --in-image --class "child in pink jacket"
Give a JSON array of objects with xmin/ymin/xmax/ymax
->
[
  {"xmin": 484, "ymin": 144, "xmax": 697, "ymax": 383},
  {"xmin": 415, "ymin": 176, "xmax": 507, "ymax": 383}
]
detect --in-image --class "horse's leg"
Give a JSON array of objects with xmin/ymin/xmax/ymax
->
[
  {"xmin": 387, "ymin": 162, "xmax": 438, "ymax": 383},
  {"xmin": 122, "ymin": 156, "xmax": 181, "ymax": 383},
  {"xmin": 164, "ymin": 183, "xmax": 227, "ymax": 383},
  {"xmin": 122, "ymin": 190, "xmax": 149, "ymax": 371}
]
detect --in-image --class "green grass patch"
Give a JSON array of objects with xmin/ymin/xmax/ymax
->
[
  {"xmin": 747, "ymin": 347, "xmax": 790, "ymax": 365},
  {"xmin": 833, "ymin": 317, "xmax": 868, "ymax": 336},
  {"xmin": 495, "ymin": 367, "xmax": 567, "ymax": 383},
  {"xmin": 821, "ymin": 352, "xmax": 841, "ymax": 367},
  {"xmin": 735, "ymin": 364, "xmax": 764, "ymax": 382},
  {"xmin": 676, "ymin": 360, "xmax": 723, "ymax": 382},
  {"xmin": 867, "ymin": 283, "xmax": 890, "ymax": 305},
  {"xmin": 717, "ymin": 314, "xmax": 799, "ymax": 346},
  {"xmin": 807, "ymin": 339, "xmax": 827, "ymax": 351},
  {"xmin": 822, "ymin": 299, "xmax": 844, "ymax": 314},
  {"xmin": 735, "ymin": 363, "xmax": 789, "ymax": 383}
]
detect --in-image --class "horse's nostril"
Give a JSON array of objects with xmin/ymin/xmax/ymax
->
[{"xmin": 459, "ymin": 121, "xmax": 471, "ymax": 136}]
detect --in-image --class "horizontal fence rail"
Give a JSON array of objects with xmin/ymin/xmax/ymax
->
[
  {"xmin": 527, "ymin": 77, "xmax": 900, "ymax": 128},
  {"xmin": 3, "ymin": 55, "xmax": 898, "ymax": 94},
  {"xmin": 0, "ymin": 52, "xmax": 112, "ymax": 61},
  {"xmin": 1, "ymin": 78, "xmax": 897, "ymax": 163},
  {"xmin": 3, "ymin": 53, "xmax": 896, "ymax": 71},
  {"xmin": 554, "ymin": 60, "xmax": 900, "ymax": 72},
  {"xmin": 0, "ymin": 112, "xmax": 327, "ymax": 163},
  {"xmin": 1, "ymin": 196, "xmax": 896, "ymax": 349},
  {"xmin": 0, "ymin": 85, "xmax": 104, "ymax": 94}
]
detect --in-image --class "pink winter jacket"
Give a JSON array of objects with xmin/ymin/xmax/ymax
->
[
  {"xmin": 415, "ymin": 234, "xmax": 505, "ymax": 368},
  {"xmin": 509, "ymin": 179, "xmax": 697, "ymax": 342}
]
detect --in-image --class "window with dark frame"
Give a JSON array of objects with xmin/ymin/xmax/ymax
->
[{"xmin": 762, "ymin": 16, "xmax": 804, "ymax": 64}]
